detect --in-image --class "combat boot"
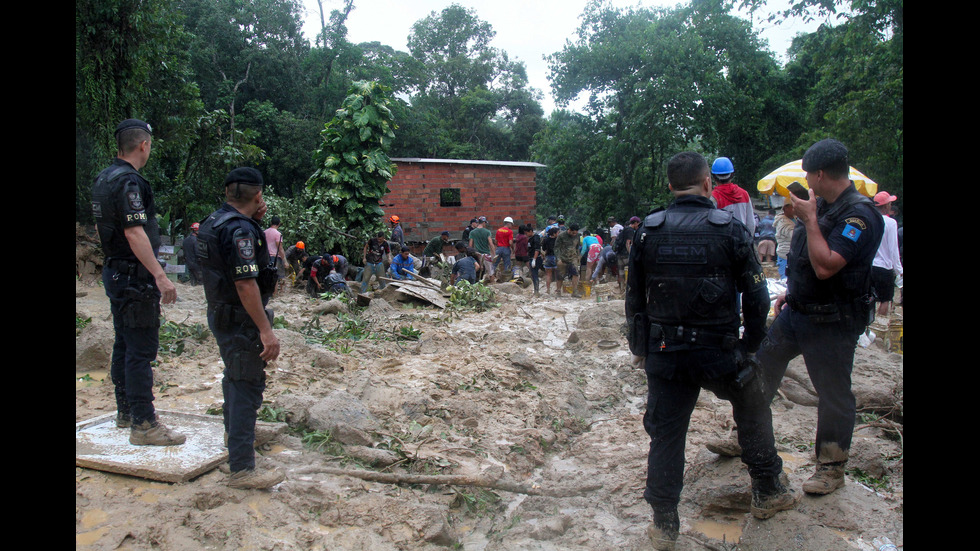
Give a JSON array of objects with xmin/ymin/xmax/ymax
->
[
  {"xmin": 226, "ymin": 465, "xmax": 286, "ymax": 490},
  {"xmin": 802, "ymin": 462, "xmax": 846, "ymax": 495},
  {"xmin": 751, "ymin": 475, "xmax": 798, "ymax": 519},
  {"xmin": 115, "ymin": 412, "xmax": 132, "ymax": 429},
  {"xmin": 646, "ymin": 507, "xmax": 679, "ymax": 550},
  {"xmin": 129, "ymin": 419, "xmax": 187, "ymax": 446}
]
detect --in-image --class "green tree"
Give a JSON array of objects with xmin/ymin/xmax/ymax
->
[
  {"xmin": 531, "ymin": 111, "xmax": 600, "ymax": 224},
  {"xmin": 303, "ymin": 81, "xmax": 398, "ymax": 258},
  {"xmin": 240, "ymin": 100, "xmax": 321, "ymax": 198},
  {"xmin": 746, "ymin": 0, "xmax": 903, "ymax": 219},
  {"xmin": 402, "ymin": 4, "xmax": 544, "ymax": 161},
  {"xmin": 305, "ymin": 0, "xmax": 360, "ymax": 119},
  {"xmin": 76, "ymin": 0, "xmax": 201, "ymax": 223},
  {"xmin": 177, "ymin": 0, "xmax": 310, "ymax": 116},
  {"xmin": 161, "ymin": 108, "xmax": 267, "ymax": 233},
  {"xmin": 547, "ymin": 2, "xmax": 723, "ymax": 219},
  {"xmin": 689, "ymin": 0, "xmax": 804, "ymax": 192}
]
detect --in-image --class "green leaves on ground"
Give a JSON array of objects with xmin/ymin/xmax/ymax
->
[
  {"xmin": 446, "ymin": 281, "xmax": 498, "ymax": 316},
  {"xmin": 158, "ymin": 319, "xmax": 210, "ymax": 357}
]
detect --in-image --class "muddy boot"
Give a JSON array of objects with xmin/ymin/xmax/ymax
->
[
  {"xmin": 129, "ymin": 419, "xmax": 187, "ymax": 446},
  {"xmin": 751, "ymin": 475, "xmax": 799, "ymax": 519},
  {"xmin": 803, "ymin": 462, "xmax": 846, "ymax": 495},
  {"xmin": 646, "ymin": 507, "xmax": 679, "ymax": 550},
  {"xmin": 705, "ymin": 435, "xmax": 742, "ymax": 457},
  {"xmin": 115, "ymin": 412, "xmax": 132, "ymax": 429},
  {"xmin": 227, "ymin": 464, "xmax": 286, "ymax": 490}
]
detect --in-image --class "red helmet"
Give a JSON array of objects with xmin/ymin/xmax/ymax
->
[{"xmin": 191, "ymin": 222, "xmax": 200, "ymax": 231}]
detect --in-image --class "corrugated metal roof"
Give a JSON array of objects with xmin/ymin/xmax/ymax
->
[{"xmin": 391, "ymin": 158, "xmax": 546, "ymax": 168}]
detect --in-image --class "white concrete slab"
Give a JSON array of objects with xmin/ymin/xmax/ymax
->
[{"xmin": 75, "ymin": 410, "xmax": 227, "ymax": 483}]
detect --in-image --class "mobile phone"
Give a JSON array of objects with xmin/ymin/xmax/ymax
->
[{"xmin": 787, "ymin": 181, "xmax": 809, "ymax": 200}]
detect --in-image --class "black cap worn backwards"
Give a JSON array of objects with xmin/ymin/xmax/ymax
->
[
  {"xmin": 115, "ymin": 118, "xmax": 152, "ymax": 137},
  {"xmin": 802, "ymin": 139, "xmax": 849, "ymax": 174},
  {"xmin": 224, "ymin": 167, "xmax": 264, "ymax": 187}
]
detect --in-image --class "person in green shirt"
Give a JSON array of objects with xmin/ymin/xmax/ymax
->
[
  {"xmin": 420, "ymin": 231, "xmax": 451, "ymax": 277},
  {"xmin": 423, "ymin": 231, "xmax": 450, "ymax": 259},
  {"xmin": 468, "ymin": 216, "xmax": 495, "ymax": 282},
  {"xmin": 554, "ymin": 223, "xmax": 582, "ymax": 297}
]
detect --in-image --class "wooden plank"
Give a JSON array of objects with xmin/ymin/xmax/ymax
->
[{"xmin": 384, "ymin": 278, "xmax": 449, "ymax": 308}]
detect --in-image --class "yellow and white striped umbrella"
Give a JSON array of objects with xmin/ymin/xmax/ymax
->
[{"xmin": 757, "ymin": 159, "xmax": 878, "ymax": 198}]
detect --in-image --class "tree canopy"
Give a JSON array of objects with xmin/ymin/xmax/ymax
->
[
  {"xmin": 539, "ymin": 0, "xmax": 902, "ymax": 228},
  {"xmin": 76, "ymin": 0, "xmax": 903, "ymax": 244}
]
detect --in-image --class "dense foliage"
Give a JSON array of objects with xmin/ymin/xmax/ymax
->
[
  {"xmin": 76, "ymin": 0, "xmax": 903, "ymax": 246},
  {"xmin": 302, "ymin": 81, "xmax": 398, "ymax": 258}
]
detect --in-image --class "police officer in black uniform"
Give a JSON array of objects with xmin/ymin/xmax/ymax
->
[
  {"xmin": 91, "ymin": 118, "xmax": 185, "ymax": 447},
  {"xmin": 197, "ymin": 167, "xmax": 284, "ymax": 489},
  {"xmin": 758, "ymin": 139, "xmax": 883, "ymax": 496},
  {"xmin": 626, "ymin": 152, "xmax": 794, "ymax": 549}
]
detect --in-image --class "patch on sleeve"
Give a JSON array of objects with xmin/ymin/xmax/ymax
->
[
  {"xmin": 127, "ymin": 190, "xmax": 144, "ymax": 211},
  {"xmin": 841, "ymin": 224, "xmax": 863, "ymax": 242},
  {"xmin": 236, "ymin": 236, "xmax": 255, "ymax": 260}
]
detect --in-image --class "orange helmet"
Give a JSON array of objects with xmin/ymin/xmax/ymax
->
[
  {"xmin": 332, "ymin": 255, "xmax": 339, "ymax": 263},
  {"xmin": 389, "ymin": 215, "xmax": 400, "ymax": 224},
  {"xmin": 296, "ymin": 241, "xmax": 305, "ymax": 249}
]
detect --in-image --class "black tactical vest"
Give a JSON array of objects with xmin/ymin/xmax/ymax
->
[
  {"xmin": 196, "ymin": 206, "xmax": 275, "ymax": 305},
  {"xmin": 634, "ymin": 201, "xmax": 742, "ymax": 329},
  {"xmin": 91, "ymin": 161, "xmax": 161, "ymax": 260}
]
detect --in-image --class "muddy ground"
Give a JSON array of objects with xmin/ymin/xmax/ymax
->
[{"xmin": 76, "ymin": 254, "xmax": 903, "ymax": 550}]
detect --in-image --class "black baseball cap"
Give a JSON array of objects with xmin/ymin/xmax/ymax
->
[
  {"xmin": 224, "ymin": 167, "xmax": 264, "ymax": 187},
  {"xmin": 115, "ymin": 118, "xmax": 152, "ymax": 137}
]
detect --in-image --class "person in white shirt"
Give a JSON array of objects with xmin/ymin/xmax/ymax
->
[{"xmin": 870, "ymin": 191, "xmax": 903, "ymax": 316}]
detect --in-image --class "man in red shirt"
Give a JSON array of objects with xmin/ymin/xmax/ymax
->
[
  {"xmin": 493, "ymin": 216, "xmax": 516, "ymax": 282},
  {"xmin": 710, "ymin": 157, "xmax": 756, "ymax": 238}
]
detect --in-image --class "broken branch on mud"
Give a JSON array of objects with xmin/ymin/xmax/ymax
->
[{"xmin": 292, "ymin": 465, "xmax": 601, "ymax": 497}]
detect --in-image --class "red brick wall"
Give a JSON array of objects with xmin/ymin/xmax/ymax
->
[{"xmin": 383, "ymin": 160, "xmax": 538, "ymax": 250}]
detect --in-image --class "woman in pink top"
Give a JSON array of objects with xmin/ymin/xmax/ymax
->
[{"xmin": 264, "ymin": 216, "xmax": 286, "ymax": 293}]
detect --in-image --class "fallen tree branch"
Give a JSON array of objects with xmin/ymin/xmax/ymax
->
[
  {"xmin": 323, "ymin": 226, "xmax": 360, "ymax": 240},
  {"xmin": 292, "ymin": 466, "xmax": 601, "ymax": 497},
  {"xmin": 854, "ymin": 418, "xmax": 904, "ymax": 451}
]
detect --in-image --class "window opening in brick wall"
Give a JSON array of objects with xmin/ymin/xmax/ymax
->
[{"xmin": 439, "ymin": 188, "xmax": 462, "ymax": 207}]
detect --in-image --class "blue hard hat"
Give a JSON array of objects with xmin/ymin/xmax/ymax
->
[{"xmin": 711, "ymin": 157, "xmax": 734, "ymax": 175}]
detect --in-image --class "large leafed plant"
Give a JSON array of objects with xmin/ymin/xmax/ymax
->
[{"xmin": 306, "ymin": 81, "xmax": 397, "ymax": 247}]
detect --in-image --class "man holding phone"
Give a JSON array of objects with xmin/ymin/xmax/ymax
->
[{"xmin": 758, "ymin": 139, "xmax": 883, "ymax": 495}]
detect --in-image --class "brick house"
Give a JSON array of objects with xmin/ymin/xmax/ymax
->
[{"xmin": 383, "ymin": 158, "xmax": 544, "ymax": 256}]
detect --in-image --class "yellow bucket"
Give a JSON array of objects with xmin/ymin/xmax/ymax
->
[
  {"xmin": 870, "ymin": 318, "xmax": 903, "ymax": 355},
  {"xmin": 885, "ymin": 320, "xmax": 903, "ymax": 354},
  {"xmin": 561, "ymin": 282, "xmax": 592, "ymax": 297}
]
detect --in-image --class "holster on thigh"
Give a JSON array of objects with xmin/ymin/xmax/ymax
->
[
  {"xmin": 122, "ymin": 283, "xmax": 161, "ymax": 328},
  {"xmin": 225, "ymin": 331, "xmax": 266, "ymax": 382}
]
